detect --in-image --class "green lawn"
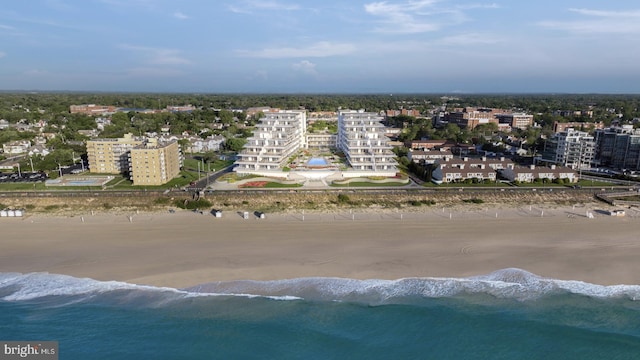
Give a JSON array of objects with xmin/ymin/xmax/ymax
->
[
  {"xmin": 422, "ymin": 181, "xmax": 511, "ymax": 188},
  {"xmin": 331, "ymin": 181, "xmax": 409, "ymax": 187}
]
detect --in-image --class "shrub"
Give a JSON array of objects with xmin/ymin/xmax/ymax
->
[
  {"xmin": 463, "ymin": 198, "xmax": 484, "ymax": 204},
  {"xmin": 103, "ymin": 203, "xmax": 113, "ymax": 209},
  {"xmin": 337, "ymin": 194, "xmax": 351, "ymax": 204},
  {"xmin": 44, "ymin": 205, "xmax": 60, "ymax": 212},
  {"xmin": 174, "ymin": 198, "xmax": 212, "ymax": 210}
]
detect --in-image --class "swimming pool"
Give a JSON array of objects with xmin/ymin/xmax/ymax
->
[{"xmin": 307, "ymin": 157, "xmax": 328, "ymax": 166}]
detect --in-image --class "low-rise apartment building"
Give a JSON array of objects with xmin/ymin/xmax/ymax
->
[
  {"xmin": 431, "ymin": 157, "xmax": 514, "ymax": 184},
  {"xmin": 70, "ymin": 104, "xmax": 117, "ymax": 116},
  {"xmin": 498, "ymin": 165, "xmax": 577, "ymax": 183},
  {"xmin": 407, "ymin": 149, "xmax": 454, "ymax": 164}
]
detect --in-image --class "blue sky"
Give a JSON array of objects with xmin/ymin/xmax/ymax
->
[{"xmin": 1, "ymin": 0, "xmax": 639, "ymax": 93}]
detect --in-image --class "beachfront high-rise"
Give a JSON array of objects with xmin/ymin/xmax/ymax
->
[
  {"xmin": 234, "ymin": 110, "xmax": 307, "ymax": 174},
  {"xmin": 594, "ymin": 125, "xmax": 640, "ymax": 171},
  {"xmin": 87, "ymin": 133, "xmax": 182, "ymax": 185},
  {"xmin": 337, "ymin": 110, "xmax": 397, "ymax": 172},
  {"xmin": 541, "ymin": 128, "xmax": 595, "ymax": 170},
  {"xmin": 128, "ymin": 139, "xmax": 182, "ymax": 186},
  {"xmin": 86, "ymin": 133, "xmax": 145, "ymax": 174}
]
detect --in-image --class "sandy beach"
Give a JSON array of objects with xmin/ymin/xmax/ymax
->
[{"xmin": 1, "ymin": 204, "xmax": 639, "ymax": 287}]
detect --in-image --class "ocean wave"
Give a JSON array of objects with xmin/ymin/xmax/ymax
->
[
  {"xmin": 187, "ymin": 268, "xmax": 640, "ymax": 304},
  {"xmin": 0, "ymin": 272, "xmax": 298, "ymax": 304},
  {"xmin": 1, "ymin": 269, "xmax": 639, "ymax": 306}
]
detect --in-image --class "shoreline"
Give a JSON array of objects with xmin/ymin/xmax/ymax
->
[{"xmin": 2, "ymin": 203, "xmax": 639, "ymax": 288}]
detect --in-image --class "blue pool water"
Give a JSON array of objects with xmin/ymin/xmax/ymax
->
[{"xmin": 307, "ymin": 157, "xmax": 328, "ymax": 166}]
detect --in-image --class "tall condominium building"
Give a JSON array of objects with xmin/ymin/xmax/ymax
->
[
  {"xmin": 542, "ymin": 128, "xmax": 595, "ymax": 170},
  {"xmin": 129, "ymin": 139, "xmax": 182, "ymax": 185},
  {"xmin": 234, "ymin": 110, "xmax": 307, "ymax": 173},
  {"xmin": 86, "ymin": 133, "xmax": 145, "ymax": 174},
  {"xmin": 594, "ymin": 125, "xmax": 640, "ymax": 171},
  {"xmin": 337, "ymin": 110, "xmax": 397, "ymax": 172}
]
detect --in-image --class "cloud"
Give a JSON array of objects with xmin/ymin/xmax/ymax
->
[
  {"xmin": 0, "ymin": 24, "xmax": 16, "ymax": 30},
  {"xmin": 292, "ymin": 60, "xmax": 317, "ymax": 76},
  {"xmin": 364, "ymin": 0, "xmax": 441, "ymax": 33},
  {"xmin": 173, "ymin": 11, "xmax": 189, "ymax": 20},
  {"xmin": 569, "ymin": 8, "xmax": 640, "ymax": 18},
  {"xmin": 119, "ymin": 44, "xmax": 192, "ymax": 65},
  {"xmin": 236, "ymin": 41, "xmax": 355, "ymax": 58},
  {"xmin": 363, "ymin": 0, "xmax": 498, "ymax": 34},
  {"xmin": 0, "ymin": 51, "xmax": 5, "ymax": 58},
  {"xmin": 539, "ymin": 8, "xmax": 640, "ymax": 34},
  {"xmin": 456, "ymin": 3, "xmax": 500, "ymax": 10},
  {"xmin": 436, "ymin": 33, "xmax": 503, "ymax": 46},
  {"xmin": 228, "ymin": 0, "xmax": 300, "ymax": 14}
]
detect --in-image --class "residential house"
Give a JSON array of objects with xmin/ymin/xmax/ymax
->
[
  {"xmin": 190, "ymin": 135, "xmax": 225, "ymax": 153},
  {"xmin": 27, "ymin": 145, "xmax": 51, "ymax": 157},
  {"xmin": 2, "ymin": 140, "xmax": 31, "ymax": 155}
]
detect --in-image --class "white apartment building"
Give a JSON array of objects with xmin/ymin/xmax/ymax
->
[
  {"xmin": 337, "ymin": 110, "xmax": 397, "ymax": 172},
  {"xmin": 234, "ymin": 110, "xmax": 307, "ymax": 174},
  {"xmin": 542, "ymin": 128, "xmax": 595, "ymax": 170}
]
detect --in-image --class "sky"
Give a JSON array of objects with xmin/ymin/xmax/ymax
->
[{"xmin": 1, "ymin": 0, "xmax": 639, "ymax": 93}]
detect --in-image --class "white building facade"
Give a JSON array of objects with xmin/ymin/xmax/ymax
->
[
  {"xmin": 542, "ymin": 128, "xmax": 595, "ymax": 170},
  {"xmin": 234, "ymin": 110, "xmax": 307, "ymax": 174},
  {"xmin": 337, "ymin": 110, "xmax": 397, "ymax": 173}
]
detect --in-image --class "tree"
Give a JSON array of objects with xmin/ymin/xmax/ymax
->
[
  {"xmin": 201, "ymin": 150, "xmax": 217, "ymax": 164},
  {"xmin": 219, "ymin": 110, "xmax": 234, "ymax": 125},
  {"xmin": 224, "ymin": 137, "xmax": 247, "ymax": 152},
  {"xmin": 177, "ymin": 139, "xmax": 191, "ymax": 153},
  {"xmin": 110, "ymin": 112, "xmax": 129, "ymax": 127}
]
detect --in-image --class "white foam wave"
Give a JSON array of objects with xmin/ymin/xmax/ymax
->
[
  {"xmin": 187, "ymin": 268, "xmax": 640, "ymax": 303},
  {"xmin": 1, "ymin": 269, "xmax": 639, "ymax": 305},
  {"xmin": 0, "ymin": 272, "xmax": 301, "ymax": 303},
  {"xmin": 0, "ymin": 272, "xmax": 186, "ymax": 302}
]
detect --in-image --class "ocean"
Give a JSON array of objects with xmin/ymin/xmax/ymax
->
[{"xmin": 2, "ymin": 269, "xmax": 640, "ymax": 359}]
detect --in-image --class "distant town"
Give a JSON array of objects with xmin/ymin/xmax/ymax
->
[{"xmin": 0, "ymin": 93, "xmax": 639, "ymax": 191}]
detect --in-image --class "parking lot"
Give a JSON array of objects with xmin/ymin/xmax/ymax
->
[{"xmin": 0, "ymin": 172, "xmax": 48, "ymax": 183}]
